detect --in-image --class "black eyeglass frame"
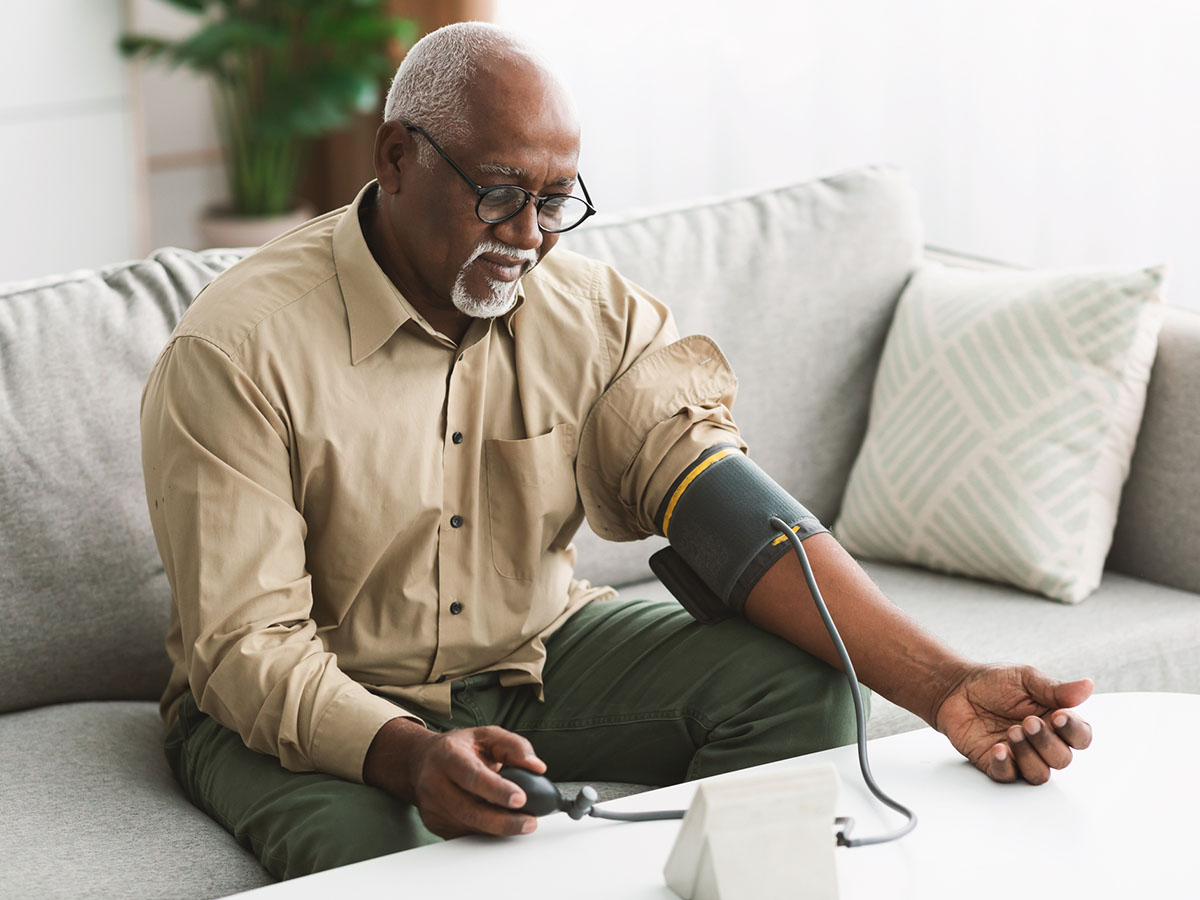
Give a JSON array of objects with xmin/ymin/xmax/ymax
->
[{"xmin": 404, "ymin": 122, "xmax": 597, "ymax": 234}]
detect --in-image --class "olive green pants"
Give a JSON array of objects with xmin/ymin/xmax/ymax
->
[{"xmin": 165, "ymin": 598, "xmax": 866, "ymax": 880}]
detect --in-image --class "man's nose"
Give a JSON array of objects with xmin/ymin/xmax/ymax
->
[{"xmin": 492, "ymin": 200, "xmax": 543, "ymax": 253}]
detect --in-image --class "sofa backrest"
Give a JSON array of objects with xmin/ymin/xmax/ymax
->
[
  {"xmin": 0, "ymin": 167, "xmax": 923, "ymax": 711},
  {"xmin": 5, "ymin": 166, "xmax": 1191, "ymax": 712},
  {"xmin": 0, "ymin": 249, "xmax": 242, "ymax": 713}
]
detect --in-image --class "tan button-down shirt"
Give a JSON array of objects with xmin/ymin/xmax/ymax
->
[{"xmin": 141, "ymin": 183, "xmax": 743, "ymax": 783}]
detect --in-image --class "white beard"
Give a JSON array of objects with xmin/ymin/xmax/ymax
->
[
  {"xmin": 450, "ymin": 271, "xmax": 519, "ymax": 318},
  {"xmin": 450, "ymin": 240, "xmax": 538, "ymax": 318}
]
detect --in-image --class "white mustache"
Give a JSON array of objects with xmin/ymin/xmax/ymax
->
[{"xmin": 468, "ymin": 240, "xmax": 538, "ymax": 270}]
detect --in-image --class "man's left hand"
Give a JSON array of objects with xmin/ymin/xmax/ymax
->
[{"xmin": 934, "ymin": 664, "xmax": 1094, "ymax": 785}]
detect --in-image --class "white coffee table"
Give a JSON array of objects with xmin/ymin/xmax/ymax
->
[{"xmin": 231, "ymin": 692, "xmax": 1197, "ymax": 899}]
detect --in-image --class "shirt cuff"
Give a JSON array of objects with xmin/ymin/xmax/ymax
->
[{"xmin": 308, "ymin": 685, "xmax": 423, "ymax": 783}]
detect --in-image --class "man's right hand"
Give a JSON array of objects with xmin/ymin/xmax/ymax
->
[{"xmin": 362, "ymin": 716, "xmax": 546, "ymax": 839}]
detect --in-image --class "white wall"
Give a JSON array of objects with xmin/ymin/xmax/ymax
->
[
  {"xmin": 0, "ymin": 1, "xmax": 140, "ymax": 282},
  {"xmin": 0, "ymin": 0, "xmax": 225, "ymax": 283},
  {"xmin": 496, "ymin": 0, "xmax": 1200, "ymax": 310},
  {"xmin": 5, "ymin": 0, "xmax": 1196, "ymax": 310},
  {"xmin": 128, "ymin": 0, "xmax": 226, "ymax": 254}
]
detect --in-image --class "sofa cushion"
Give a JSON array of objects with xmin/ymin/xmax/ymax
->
[
  {"xmin": 834, "ymin": 262, "xmax": 1165, "ymax": 603},
  {"xmin": 0, "ymin": 250, "xmax": 243, "ymax": 713},
  {"xmin": 0, "ymin": 700, "xmax": 272, "ymax": 899},
  {"xmin": 612, "ymin": 563, "xmax": 1200, "ymax": 740},
  {"xmin": 559, "ymin": 165, "xmax": 924, "ymax": 588},
  {"xmin": 856, "ymin": 560, "xmax": 1200, "ymax": 736}
]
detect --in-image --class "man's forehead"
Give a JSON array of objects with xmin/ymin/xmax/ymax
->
[
  {"xmin": 456, "ymin": 54, "xmax": 581, "ymax": 189},
  {"xmin": 476, "ymin": 161, "xmax": 576, "ymax": 189}
]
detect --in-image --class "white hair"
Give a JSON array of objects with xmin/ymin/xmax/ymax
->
[{"xmin": 383, "ymin": 22, "xmax": 546, "ymax": 168}]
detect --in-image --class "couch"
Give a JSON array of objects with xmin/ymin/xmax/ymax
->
[{"xmin": 2, "ymin": 166, "xmax": 1197, "ymax": 899}]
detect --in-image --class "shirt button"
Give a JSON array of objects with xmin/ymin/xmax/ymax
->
[
  {"xmin": 450, "ymin": 514, "xmax": 464, "ymax": 528},
  {"xmin": 450, "ymin": 601, "xmax": 464, "ymax": 615},
  {"xmin": 452, "ymin": 431, "xmax": 463, "ymax": 444}
]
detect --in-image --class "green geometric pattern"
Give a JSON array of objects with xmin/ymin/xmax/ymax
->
[{"xmin": 834, "ymin": 263, "xmax": 1164, "ymax": 603}]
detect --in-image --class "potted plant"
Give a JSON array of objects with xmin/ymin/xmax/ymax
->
[{"xmin": 121, "ymin": 0, "xmax": 415, "ymax": 247}]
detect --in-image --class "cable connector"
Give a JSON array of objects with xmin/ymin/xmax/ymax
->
[{"xmin": 565, "ymin": 785, "xmax": 598, "ymax": 819}]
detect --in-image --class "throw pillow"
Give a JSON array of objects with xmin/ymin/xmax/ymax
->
[{"xmin": 833, "ymin": 262, "xmax": 1165, "ymax": 603}]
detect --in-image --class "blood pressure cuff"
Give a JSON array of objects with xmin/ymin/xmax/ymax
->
[{"xmin": 649, "ymin": 444, "xmax": 828, "ymax": 624}]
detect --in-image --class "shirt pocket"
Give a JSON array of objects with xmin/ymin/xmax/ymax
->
[{"xmin": 485, "ymin": 422, "xmax": 578, "ymax": 581}]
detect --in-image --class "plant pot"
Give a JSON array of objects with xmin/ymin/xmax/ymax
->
[{"xmin": 198, "ymin": 205, "xmax": 315, "ymax": 250}]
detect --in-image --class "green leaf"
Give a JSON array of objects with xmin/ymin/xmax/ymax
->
[
  {"xmin": 353, "ymin": 77, "xmax": 379, "ymax": 113},
  {"xmin": 390, "ymin": 18, "xmax": 419, "ymax": 47},
  {"xmin": 173, "ymin": 19, "xmax": 285, "ymax": 68},
  {"xmin": 256, "ymin": 65, "xmax": 371, "ymax": 136},
  {"xmin": 153, "ymin": 0, "xmax": 208, "ymax": 12},
  {"xmin": 117, "ymin": 34, "xmax": 177, "ymax": 61},
  {"xmin": 121, "ymin": 1, "xmax": 418, "ymax": 213},
  {"xmin": 305, "ymin": 15, "xmax": 411, "ymax": 48}
]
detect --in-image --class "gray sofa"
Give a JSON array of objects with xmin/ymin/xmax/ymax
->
[{"xmin": 2, "ymin": 166, "xmax": 1197, "ymax": 899}]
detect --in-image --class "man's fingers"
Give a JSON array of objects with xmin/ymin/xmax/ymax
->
[
  {"xmin": 448, "ymin": 751, "xmax": 527, "ymax": 809},
  {"xmin": 451, "ymin": 783, "xmax": 538, "ymax": 837},
  {"xmin": 1021, "ymin": 670, "xmax": 1093, "ymax": 712},
  {"xmin": 985, "ymin": 742, "xmax": 1018, "ymax": 783},
  {"xmin": 448, "ymin": 726, "xmax": 549, "ymax": 810},
  {"xmin": 1022, "ymin": 715, "xmax": 1073, "ymax": 770},
  {"xmin": 1007, "ymin": 724, "xmax": 1051, "ymax": 785},
  {"xmin": 1049, "ymin": 709, "xmax": 1093, "ymax": 750},
  {"xmin": 411, "ymin": 728, "xmax": 550, "ymax": 839},
  {"xmin": 425, "ymin": 779, "xmax": 537, "ymax": 838},
  {"xmin": 477, "ymin": 726, "xmax": 546, "ymax": 773},
  {"xmin": 1050, "ymin": 677, "xmax": 1094, "ymax": 710}
]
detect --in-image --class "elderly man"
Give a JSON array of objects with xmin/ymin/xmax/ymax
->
[{"xmin": 141, "ymin": 22, "xmax": 1093, "ymax": 880}]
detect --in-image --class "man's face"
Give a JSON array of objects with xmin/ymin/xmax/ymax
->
[{"xmin": 378, "ymin": 58, "xmax": 582, "ymax": 322}]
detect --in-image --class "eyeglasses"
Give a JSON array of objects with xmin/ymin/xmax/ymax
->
[{"xmin": 404, "ymin": 123, "xmax": 597, "ymax": 234}]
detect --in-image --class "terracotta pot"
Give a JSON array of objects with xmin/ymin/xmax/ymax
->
[{"xmin": 198, "ymin": 205, "xmax": 315, "ymax": 250}]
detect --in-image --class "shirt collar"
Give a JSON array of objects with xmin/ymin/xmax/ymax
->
[{"xmin": 333, "ymin": 182, "xmax": 526, "ymax": 364}]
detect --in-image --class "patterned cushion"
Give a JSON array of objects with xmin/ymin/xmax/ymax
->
[{"xmin": 834, "ymin": 262, "xmax": 1165, "ymax": 603}]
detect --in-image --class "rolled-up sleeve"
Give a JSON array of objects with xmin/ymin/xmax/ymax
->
[
  {"xmin": 141, "ymin": 335, "xmax": 405, "ymax": 782},
  {"xmin": 577, "ymin": 275, "xmax": 747, "ymax": 541}
]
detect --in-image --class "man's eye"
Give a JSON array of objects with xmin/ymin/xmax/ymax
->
[{"xmin": 481, "ymin": 187, "xmax": 524, "ymax": 209}]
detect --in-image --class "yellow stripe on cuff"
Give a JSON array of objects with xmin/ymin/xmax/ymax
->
[
  {"xmin": 770, "ymin": 524, "xmax": 805, "ymax": 546},
  {"xmin": 661, "ymin": 448, "xmax": 737, "ymax": 538}
]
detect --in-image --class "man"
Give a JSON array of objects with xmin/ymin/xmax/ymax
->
[{"xmin": 141, "ymin": 22, "xmax": 1093, "ymax": 881}]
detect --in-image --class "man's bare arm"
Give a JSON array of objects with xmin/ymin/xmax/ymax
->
[
  {"xmin": 743, "ymin": 532, "xmax": 1093, "ymax": 784},
  {"xmin": 744, "ymin": 533, "xmax": 970, "ymax": 725}
]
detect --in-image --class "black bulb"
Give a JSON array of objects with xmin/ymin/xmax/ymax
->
[{"xmin": 497, "ymin": 766, "xmax": 564, "ymax": 817}]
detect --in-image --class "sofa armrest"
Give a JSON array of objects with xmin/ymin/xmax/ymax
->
[{"xmin": 1106, "ymin": 305, "xmax": 1200, "ymax": 594}]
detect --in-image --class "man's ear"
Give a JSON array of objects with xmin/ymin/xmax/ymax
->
[{"xmin": 373, "ymin": 121, "xmax": 411, "ymax": 195}]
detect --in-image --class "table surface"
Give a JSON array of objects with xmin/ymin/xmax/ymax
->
[{"xmin": 231, "ymin": 692, "xmax": 1198, "ymax": 899}]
